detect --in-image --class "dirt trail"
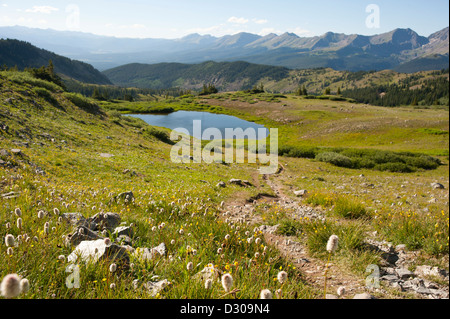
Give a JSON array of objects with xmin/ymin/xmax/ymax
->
[{"xmin": 222, "ymin": 165, "xmax": 371, "ymax": 299}]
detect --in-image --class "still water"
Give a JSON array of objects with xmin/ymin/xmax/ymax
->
[{"xmin": 129, "ymin": 111, "xmax": 269, "ymax": 140}]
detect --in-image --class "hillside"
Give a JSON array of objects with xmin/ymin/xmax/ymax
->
[
  {"xmin": 1, "ymin": 69, "xmax": 449, "ymax": 300},
  {"xmin": 102, "ymin": 61, "xmax": 449, "ymax": 106},
  {"xmin": 0, "ymin": 38, "xmax": 111, "ymax": 85},
  {"xmin": 103, "ymin": 61, "xmax": 290, "ymax": 90},
  {"xmin": 2, "ymin": 26, "xmax": 448, "ymax": 72}
]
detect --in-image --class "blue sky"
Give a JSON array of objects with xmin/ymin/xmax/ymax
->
[{"xmin": 0, "ymin": 0, "xmax": 448, "ymax": 38}]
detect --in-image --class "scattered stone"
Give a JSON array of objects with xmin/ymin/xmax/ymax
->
[
  {"xmin": 1, "ymin": 192, "xmax": 20, "ymax": 199},
  {"xmin": 115, "ymin": 191, "xmax": 134, "ymax": 203},
  {"xmin": 216, "ymin": 181, "xmax": 226, "ymax": 188},
  {"xmin": 396, "ymin": 268, "xmax": 414, "ymax": 280},
  {"xmin": 293, "ymin": 190, "xmax": 308, "ymax": 197},
  {"xmin": 415, "ymin": 265, "xmax": 448, "ymax": 280},
  {"xmin": 255, "ymin": 224, "xmax": 279, "ymax": 235},
  {"xmin": 194, "ymin": 264, "xmax": 220, "ymax": 282},
  {"xmin": 61, "ymin": 213, "xmax": 88, "ymax": 227},
  {"xmin": 90, "ymin": 212, "xmax": 122, "ymax": 232},
  {"xmin": 67, "ymin": 226, "xmax": 102, "ymax": 246},
  {"xmin": 67, "ymin": 239, "xmax": 130, "ymax": 264},
  {"xmin": 380, "ymin": 275, "xmax": 400, "ymax": 283},
  {"xmin": 145, "ymin": 279, "xmax": 171, "ymax": 297},
  {"xmin": 134, "ymin": 243, "xmax": 167, "ymax": 261},
  {"xmin": 325, "ymin": 294, "xmax": 338, "ymax": 299},
  {"xmin": 431, "ymin": 183, "xmax": 445, "ymax": 189},
  {"xmin": 116, "ymin": 235, "xmax": 132, "ymax": 246},
  {"xmin": 395, "ymin": 244, "xmax": 407, "ymax": 252},
  {"xmin": 99, "ymin": 153, "xmax": 114, "ymax": 158},
  {"xmin": 10, "ymin": 149, "xmax": 22, "ymax": 155},
  {"xmin": 113, "ymin": 226, "xmax": 134, "ymax": 238}
]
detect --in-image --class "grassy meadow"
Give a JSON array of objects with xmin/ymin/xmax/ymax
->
[{"xmin": 1, "ymin": 69, "xmax": 448, "ymax": 299}]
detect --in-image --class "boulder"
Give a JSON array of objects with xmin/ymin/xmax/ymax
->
[
  {"xmin": 395, "ymin": 268, "xmax": 414, "ymax": 280},
  {"xmin": 89, "ymin": 212, "xmax": 122, "ymax": 231},
  {"xmin": 145, "ymin": 279, "xmax": 171, "ymax": 297},
  {"xmin": 113, "ymin": 226, "xmax": 134, "ymax": 238},
  {"xmin": 134, "ymin": 243, "xmax": 166, "ymax": 261},
  {"xmin": 415, "ymin": 265, "xmax": 448, "ymax": 280},
  {"xmin": 431, "ymin": 183, "xmax": 445, "ymax": 189},
  {"xmin": 115, "ymin": 191, "xmax": 134, "ymax": 203},
  {"xmin": 67, "ymin": 225, "xmax": 102, "ymax": 246},
  {"xmin": 294, "ymin": 190, "xmax": 308, "ymax": 197},
  {"xmin": 67, "ymin": 239, "xmax": 130, "ymax": 264},
  {"xmin": 216, "ymin": 181, "xmax": 226, "ymax": 188}
]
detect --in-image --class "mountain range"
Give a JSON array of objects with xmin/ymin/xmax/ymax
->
[{"xmin": 1, "ymin": 26, "xmax": 448, "ymax": 72}]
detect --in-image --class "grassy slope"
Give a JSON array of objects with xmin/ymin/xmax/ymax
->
[
  {"xmin": 1, "ymin": 71, "xmax": 448, "ymax": 299},
  {"xmin": 0, "ymin": 71, "xmax": 317, "ymax": 299},
  {"xmin": 102, "ymin": 91, "xmax": 449, "ymax": 268}
]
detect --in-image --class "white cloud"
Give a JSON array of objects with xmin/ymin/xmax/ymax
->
[
  {"xmin": 25, "ymin": 6, "xmax": 59, "ymax": 14},
  {"xmin": 253, "ymin": 19, "xmax": 268, "ymax": 25},
  {"xmin": 2, "ymin": 4, "xmax": 8, "ymax": 7},
  {"xmin": 228, "ymin": 16, "xmax": 249, "ymax": 24}
]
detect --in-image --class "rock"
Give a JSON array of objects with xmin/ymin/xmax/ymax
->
[
  {"xmin": 395, "ymin": 244, "xmax": 406, "ymax": 252},
  {"xmin": 431, "ymin": 183, "xmax": 445, "ymax": 189},
  {"xmin": 415, "ymin": 265, "xmax": 448, "ymax": 280},
  {"xmin": 396, "ymin": 268, "xmax": 414, "ymax": 280},
  {"xmin": 1, "ymin": 192, "xmax": 20, "ymax": 199},
  {"xmin": 216, "ymin": 181, "xmax": 226, "ymax": 188},
  {"xmin": 67, "ymin": 239, "xmax": 130, "ymax": 264},
  {"xmin": 145, "ymin": 279, "xmax": 171, "ymax": 297},
  {"xmin": 381, "ymin": 252, "xmax": 399, "ymax": 266},
  {"xmin": 255, "ymin": 224, "xmax": 279, "ymax": 235},
  {"xmin": 10, "ymin": 149, "xmax": 22, "ymax": 155},
  {"xmin": 134, "ymin": 243, "xmax": 166, "ymax": 261},
  {"xmin": 116, "ymin": 235, "xmax": 132, "ymax": 246},
  {"xmin": 361, "ymin": 183, "xmax": 375, "ymax": 188},
  {"xmin": 353, "ymin": 293, "xmax": 376, "ymax": 299},
  {"xmin": 67, "ymin": 226, "xmax": 102, "ymax": 246},
  {"xmin": 115, "ymin": 191, "xmax": 134, "ymax": 203},
  {"xmin": 113, "ymin": 226, "xmax": 134, "ymax": 238},
  {"xmin": 90, "ymin": 212, "xmax": 122, "ymax": 231},
  {"xmin": 100, "ymin": 153, "xmax": 114, "ymax": 158},
  {"xmin": 61, "ymin": 213, "xmax": 89, "ymax": 227},
  {"xmin": 428, "ymin": 198, "xmax": 437, "ymax": 204},
  {"xmin": 194, "ymin": 264, "xmax": 220, "ymax": 282},
  {"xmin": 294, "ymin": 190, "xmax": 308, "ymax": 197},
  {"xmin": 380, "ymin": 275, "xmax": 400, "ymax": 283},
  {"xmin": 325, "ymin": 294, "xmax": 338, "ymax": 299}
]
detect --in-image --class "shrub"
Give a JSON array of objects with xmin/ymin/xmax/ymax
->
[
  {"xmin": 277, "ymin": 219, "xmax": 302, "ymax": 236},
  {"xmin": 315, "ymin": 152, "xmax": 354, "ymax": 168},
  {"xmin": 278, "ymin": 146, "xmax": 318, "ymax": 159},
  {"xmin": 63, "ymin": 92, "xmax": 100, "ymax": 114},
  {"xmin": 144, "ymin": 127, "xmax": 174, "ymax": 145},
  {"xmin": 374, "ymin": 162, "xmax": 415, "ymax": 173},
  {"xmin": 304, "ymin": 192, "xmax": 335, "ymax": 207},
  {"xmin": 32, "ymin": 87, "xmax": 58, "ymax": 105},
  {"xmin": 333, "ymin": 196, "xmax": 368, "ymax": 219}
]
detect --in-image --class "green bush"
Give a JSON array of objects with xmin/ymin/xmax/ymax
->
[
  {"xmin": 315, "ymin": 152, "xmax": 354, "ymax": 168},
  {"xmin": 144, "ymin": 127, "xmax": 174, "ymax": 145},
  {"xmin": 279, "ymin": 146, "xmax": 318, "ymax": 159},
  {"xmin": 333, "ymin": 196, "xmax": 368, "ymax": 219},
  {"xmin": 374, "ymin": 162, "xmax": 415, "ymax": 173},
  {"xmin": 32, "ymin": 87, "xmax": 58, "ymax": 105},
  {"xmin": 63, "ymin": 92, "xmax": 100, "ymax": 114}
]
